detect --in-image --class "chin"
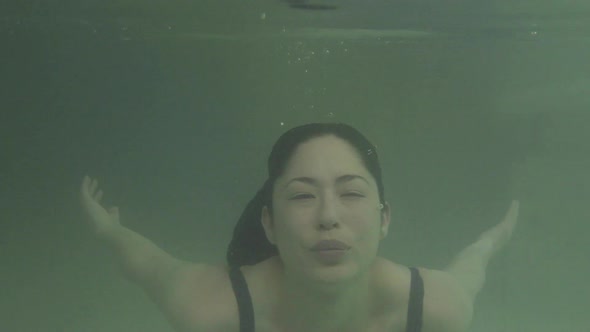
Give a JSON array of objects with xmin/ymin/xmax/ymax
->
[
  {"xmin": 307, "ymin": 260, "xmax": 362, "ymax": 284},
  {"xmin": 282, "ymin": 251, "xmax": 365, "ymax": 283}
]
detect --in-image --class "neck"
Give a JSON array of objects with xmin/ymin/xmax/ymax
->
[{"xmin": 273, "ymin": 259, "xmax": 374, "ymax": 332}]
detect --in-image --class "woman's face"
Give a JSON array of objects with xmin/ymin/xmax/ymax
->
[{"xmin": 262, "ymin": 135, "xmax": 390, "ymax": 283}]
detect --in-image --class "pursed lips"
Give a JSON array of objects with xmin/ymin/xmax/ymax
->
[{"xmin": 311, "ymin": 239, "xmax": 350, "ymax": 251}]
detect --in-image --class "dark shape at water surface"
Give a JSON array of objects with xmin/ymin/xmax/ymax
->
[
  {"xmin": 289, "ymin": 3, "xmax": 338, "ymax": 10},
  {"xmin": 284, "ymin": 0, "xmax": 338, "ymax": 10}
]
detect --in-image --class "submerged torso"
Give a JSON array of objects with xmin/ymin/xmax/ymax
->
[{"xmin": 231, "ymin": 257, "xmax": 422, "ymax": 332}]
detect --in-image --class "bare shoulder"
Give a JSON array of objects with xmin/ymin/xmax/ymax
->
[
  {"xmin": 164, "ymin": 259, "xmax": 472, "ymax": 332},
  {"xmin": 162, "ymin": 258, "xmax": 279, "ymax": 332},
  {"xmin": 373, "ymin": 259, "xmax": 472, "ymax": 332},
  {"xmin": 419, "ymin": 267, "xmax": 474, "ymax": 332},
  {"xmin": 161, "ymin": 263, "xmax": 239, "ymax": 332}
]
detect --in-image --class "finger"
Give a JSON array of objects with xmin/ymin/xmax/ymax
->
[
  {"xmin": 81, "ymin": 176, "xmax": 90, "ymax": 195},
  {"xmin": 89, "ymin": 178, "xmax": 98, "ymax": 196},
  {"xmin": 503, "ymin": 201, "xmax": 519, "ymax": 228},
  {"xmin": 95, "ymin": 189, "xmax": 103, "ymax": 202},
  {"xmin": 504, "ymin": 200, "xmax": 518, "ymax": 217}
]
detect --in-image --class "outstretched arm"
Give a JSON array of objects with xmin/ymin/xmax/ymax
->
[
  {"xmin": 79, "ymin": 176, "xmax": 210, "ymax": 309},
  {"xmin": 80, "ymin": 176, "xmax": 181, "ymax": 286},
  {"xmin": 444, "ymin": 200, "xmax": 520, "ymax": 302}
]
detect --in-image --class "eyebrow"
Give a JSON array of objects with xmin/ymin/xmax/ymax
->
[{"xmin": 283, "ymin": 174, "xmax": 370, "ymax": 189}]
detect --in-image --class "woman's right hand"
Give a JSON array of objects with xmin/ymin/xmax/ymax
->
[{"xmin": 80, "ymin": 176, "xmax": 121, "ymax": 238}]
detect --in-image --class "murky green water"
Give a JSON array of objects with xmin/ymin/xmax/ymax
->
[{"xmin": 1, "ymin": 1, "xmax": 589, "ymax": 331}]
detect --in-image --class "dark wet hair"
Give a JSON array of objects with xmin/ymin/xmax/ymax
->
[{"xmin": 226, "ymin": 122, "xmax": 385, "ymax": 267}]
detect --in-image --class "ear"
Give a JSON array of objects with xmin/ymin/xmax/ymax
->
[
  {"xmin": 261, "ymin": 205, "xmax": 277, "ymax": 245},
  {"xmin": 379, "ymin": 202, "xmax": 391, "ymax": 239}
]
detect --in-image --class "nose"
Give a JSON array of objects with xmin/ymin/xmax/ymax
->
[
  {"xmin": 317, "ymin": 198, "xmax": 339, "ymax": 230},
  {"xmin": 319, "ymin": 218, "xmax": 338, "ymax": 230}
]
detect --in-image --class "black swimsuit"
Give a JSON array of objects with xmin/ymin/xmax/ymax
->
[{"xmin": 229, "ymin": 265, "xmax": 424, "ymax": 332}]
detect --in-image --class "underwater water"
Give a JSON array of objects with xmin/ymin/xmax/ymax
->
[{"xmin": 1, "ymin": 1, "xmax": 589, "ymax": 331}]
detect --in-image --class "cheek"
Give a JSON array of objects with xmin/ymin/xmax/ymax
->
[
  {"xmin": 272, "ymin": 212, "xmax": 309, "ymax": 248},
  {"xmin": 355, "ymin": 222, "xmax": 381, "ymax": 243},
  {"xmin": 272, "ymin": 220, "xmax": 312, "ymax": 269},
  {"xmin": 276, "ymin": 207, "xmax": 314, "ymax": 233},
  {"xmin": 352, "ymin": 214, "xmax": 383, "ymax": 247}
]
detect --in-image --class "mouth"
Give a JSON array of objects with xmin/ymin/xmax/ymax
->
[{"xmin": 311, "ymin": 239, "xmax": 350, "ymax": 251}]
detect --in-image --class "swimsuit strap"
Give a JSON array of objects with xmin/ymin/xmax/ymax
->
[
  {"xmin": 406, "ymin": 267, "xmax": 424, "ymax": 332},
  {"xmin": 229, "ymin": 265, "xmax": 424, "ymax": 332},
  {"xmin": 229, "ymin": 265, "xmax": 255, "ymax": 332}
]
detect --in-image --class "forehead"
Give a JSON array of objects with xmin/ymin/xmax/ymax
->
[{"xmin": 282, "ymin": 135, "xmax": 369, "ymax": 179}]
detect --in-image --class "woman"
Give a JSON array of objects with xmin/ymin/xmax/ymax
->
[{"xmin": 80, "ymin": 122, "xmax": 519, "ymax": 332}]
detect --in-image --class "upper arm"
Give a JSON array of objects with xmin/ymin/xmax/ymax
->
[
  {"xmin": 149, "ymin": 263, "xmax": 237, "ymax": 332},
  {"xmin": 421, "ymin": 268, "xmax": 474, "ymax": 332}
]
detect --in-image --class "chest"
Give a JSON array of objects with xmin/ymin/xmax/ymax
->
[
  {"xmin": 226, "ymin": 260, "xmax": 423, "ymax": 332},
  {"xmin": 253, "ymin": 311, "xmax": 410, "ymax": 332}
]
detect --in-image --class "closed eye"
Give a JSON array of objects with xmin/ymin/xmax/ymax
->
[
  {"xmin": 344, "ymin": 192, "xmax": 364, "ymax": 197},
  {"xmin": 291, "ymin": 194, "xmax": 314, "ymax": 200},
  {"xmin": 290, "ymin": 192, "xmax": 364, "ymax": 200}
]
